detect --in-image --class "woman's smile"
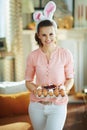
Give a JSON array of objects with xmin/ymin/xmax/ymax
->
[{"xmin": 45, "ymin": 40, "xmax": 52, "ymax": 44}]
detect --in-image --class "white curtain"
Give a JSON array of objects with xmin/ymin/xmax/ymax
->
[{"xmin": 6, "ymin": 0, "xmax": 25, "ymax": 81}]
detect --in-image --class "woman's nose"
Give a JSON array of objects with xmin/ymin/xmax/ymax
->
[{"xmin": 46, "ymin": 35, "xmax": 50, "ymax": 40}]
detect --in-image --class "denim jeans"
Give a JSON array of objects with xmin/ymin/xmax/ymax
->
[{"xmin": 28, "ymin": 102, "xmax": 67, "ymax": 130}]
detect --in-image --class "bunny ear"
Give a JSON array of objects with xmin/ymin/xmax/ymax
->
[
  {"xmin": 33, "ymin": 11, "xmax": 44, "ymax": 22},
  {"xmin": 44, "ymin": 1, "xmax": 56, "ymax": 19}
]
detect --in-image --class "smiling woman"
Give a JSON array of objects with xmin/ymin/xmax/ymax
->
[{"xmin": 25, "ymin": 2, "xmax": 74, "ymax": 130}]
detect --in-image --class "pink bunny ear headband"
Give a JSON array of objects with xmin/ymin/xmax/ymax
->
[{"xmin": 33, "ymin": 1, "xmax": 57, "ymax": 32}]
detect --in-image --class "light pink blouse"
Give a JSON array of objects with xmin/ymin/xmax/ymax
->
[{"xmin": 25, "ymin": 47, "xmax": 74, "ymax": 104}]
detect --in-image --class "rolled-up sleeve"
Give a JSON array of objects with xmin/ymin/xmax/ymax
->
[
  {"xmin": 25, "ymin": 53, "xmax": 35, "ymax": 82},
  {"xmin": 64, "ymin": 49, "xmax": 74, "ymax": 79}
]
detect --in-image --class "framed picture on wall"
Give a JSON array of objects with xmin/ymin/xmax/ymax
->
[
  {"xmin": 64, "ymin": 0, "xmax": 74, "ymax": 16},
  {"xmin": 32, "ymin": 0, "xmax": 74, "ymax": 15},
  {"xmin": 32, "ymin": 0, "xmax": 75, "ymax": 28}
]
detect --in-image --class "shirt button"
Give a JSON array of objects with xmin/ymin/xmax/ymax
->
[{"xmin": 46, "ymin": 74, "xmax": 48, "ymax": 77}]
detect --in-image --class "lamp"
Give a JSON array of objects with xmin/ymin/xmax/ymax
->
[{"xmin": 22, "ymin": 0, "xmax": 34, "ymax": 13}]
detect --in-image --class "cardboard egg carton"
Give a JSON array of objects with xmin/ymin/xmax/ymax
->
[{"xmin": 34, "ymin": 86, "xmax": 66, "ymax": 98}]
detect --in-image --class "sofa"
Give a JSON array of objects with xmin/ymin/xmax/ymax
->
[
  {"xmin": 0, "ymin": 91, "xmax": 33, "ymax": 130},
  {"xmin": 0, "ymin": 82, "xmax": 87, "ymax": 130}
]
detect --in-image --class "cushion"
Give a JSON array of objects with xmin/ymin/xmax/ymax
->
[
  {"xmin": 0, "ymin": 122, "xmax": 33, "ymax": 130},
  {"xmin": 0, "ymin": 91, "xmax": 30, "ymax": 117},
  {"xmin": 0, "ymin": 80, "xmax": 28, "ymax": 94},
  {"xmin": 0, "ymin": 115, "xmax": 33, "ymax": 130}
]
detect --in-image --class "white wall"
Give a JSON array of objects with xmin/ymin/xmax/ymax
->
[{"xmin": 0, "ymin": 0, "xmax": 6, "ymax": 37}]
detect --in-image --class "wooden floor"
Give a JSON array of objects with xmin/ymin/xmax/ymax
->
[{"xmin": 63, "ymin": 102, "xmax": 87, "ymax": 130}]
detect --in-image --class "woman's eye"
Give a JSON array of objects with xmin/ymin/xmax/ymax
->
[
  {"xmin": 42, "ymin": 34, "xmax": 46, "ymax": 36},
  {"xmin": 42, "ymin": 33, "xmax": 54, "ymax": 37},
  {"xmin": 50, "ymin": 33, "xmax": 53, "ymax": 36}
]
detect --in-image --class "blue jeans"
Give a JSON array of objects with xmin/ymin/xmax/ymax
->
[{"xmin": 28, "ymin": 102, "xmax": 67, "ymax": 130}]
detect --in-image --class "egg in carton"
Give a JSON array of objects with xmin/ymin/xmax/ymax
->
[
  {"xmin": 42, "ymin": 88, "xmax": 48, "ymax": 97},
  {"xmin": 59, "ymin": 89, "xmax": 65, "ymax": 97},
  {"xmin": 36, "ymin": 86, "xmax": 42, "ymax": 97},
  {"xmin": 48, "ymin": 89, "xmax": 54, "ymax": 97},
  {"xmin": 53, "ymin": 87, "xmax": 59, "ymax": 97}
]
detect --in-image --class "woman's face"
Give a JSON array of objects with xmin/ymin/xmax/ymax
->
[{"xmin": 38, "ymin": 26, "xmax": 56, "ymax": 47}]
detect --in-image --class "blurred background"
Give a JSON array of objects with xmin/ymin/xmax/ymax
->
[
  {"xmin": 0, "ymin": 0, "xmax": 87, "ymax": 93},
  {"xmin": 0, "ymin": 2, "xmax": 87, "ymax": 130}
]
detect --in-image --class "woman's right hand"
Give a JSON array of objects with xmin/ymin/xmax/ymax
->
[{"xmin": 25, "ymin": 81, "xmax": 37, "ymax": 93}]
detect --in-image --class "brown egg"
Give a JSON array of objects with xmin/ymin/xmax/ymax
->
[
  {"xmin": 48, "ymin": 89, "xmax": 53, "ymax": 96},
  {"xmin": 59, "ymin": 89, "xmax": 65, "ymax": 97},
  {"xmin": 43, "ymin": 88, "xmax": 48, "ymax": 97},
  {"xmin": 54, "ymin": 88, "xmax": 59, "ymax": 97},
  {"xmin": 37, "ymin": 89, "xmax": 42, "ymax": 97}
]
